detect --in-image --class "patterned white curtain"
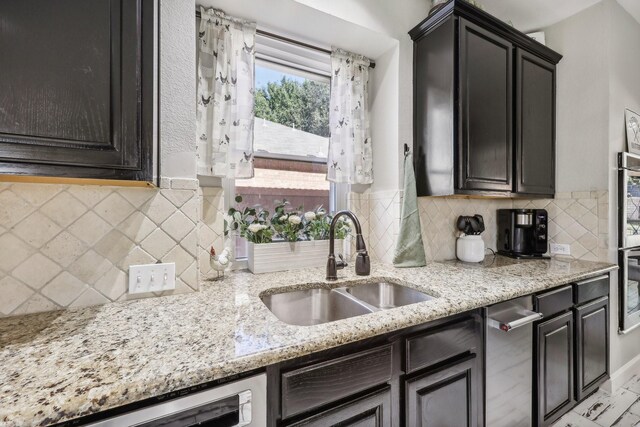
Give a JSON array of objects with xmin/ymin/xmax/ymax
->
[
  {"xmin": 327, "ymin": 49, "xmax": 372, "ymax": 184},
  {"xmin": 197, "ymin": 8, "xmax": 256, "ymax": 178}
]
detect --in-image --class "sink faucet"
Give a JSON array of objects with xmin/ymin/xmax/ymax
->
[{"xmin": 326, "ymin": 210, "xmax": 370, "ymax": 281}]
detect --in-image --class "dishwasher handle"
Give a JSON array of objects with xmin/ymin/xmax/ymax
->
[{"xmin": 488, "ymin": 309, "xmax": 543, "ymax": 332}]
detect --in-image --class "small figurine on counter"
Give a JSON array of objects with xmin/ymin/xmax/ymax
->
[{"xmin": 210, "ymin": 246, "xmax": 232, "ymax": 279}]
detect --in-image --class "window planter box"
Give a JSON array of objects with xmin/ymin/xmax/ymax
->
[{"xmin": 247, "ymin": 239, "xmax": 344, "ymax": 274}]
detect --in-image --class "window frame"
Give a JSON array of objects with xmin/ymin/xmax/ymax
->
[{"xmin": 226, "ymin": 37, "xmax": 346, "ymax": 265}]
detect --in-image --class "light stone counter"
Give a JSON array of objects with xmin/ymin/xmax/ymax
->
[{"xmin": 0, "ymin": 256, "xmax": 616, "ymax": 426}]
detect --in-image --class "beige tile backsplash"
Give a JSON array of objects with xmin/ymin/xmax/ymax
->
[
  {"xmin": 350, "ymin": 190, "xmax": 608, "ymax": 264},
  {"xmin": 513, "ymin": 191, "xmax": 609, "ymax": 262},
  {"xmin": 0, "ymin": 178, "xmax": 607, "ymax": 318},
  {"xmin": 0, "ymin": 181, "xmax": 212, "ymax": 317}
]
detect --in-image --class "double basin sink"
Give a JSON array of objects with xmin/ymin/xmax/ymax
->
[{"xmin": 261, "ymin": 281, "xmax": 434, "ymax": 326}]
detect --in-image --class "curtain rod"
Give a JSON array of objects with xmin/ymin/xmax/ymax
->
[{"xmin": 196, "ymin": 9, "xmax": 375, "ymax": 69}]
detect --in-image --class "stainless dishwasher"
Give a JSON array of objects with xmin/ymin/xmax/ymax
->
[
  {"xmin": 485, "ymin": 296, "xmax": 543, "ymax": 427},
  {"xmin": 85, "ymin": 373, "xmax": 266, "ymax": 427}
]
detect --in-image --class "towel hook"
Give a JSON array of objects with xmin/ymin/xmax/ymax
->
[{"xmin": 404, "ymin": 143, "xmax": 410, "ymax": 156}]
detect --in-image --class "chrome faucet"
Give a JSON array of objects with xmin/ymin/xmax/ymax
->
[{"xmin": 326, "ymin": 210, "xmax": 370, "ymax": 281}]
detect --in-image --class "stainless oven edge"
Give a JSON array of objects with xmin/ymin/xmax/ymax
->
[
  {"xmin": 619, "ymin": 248, "xmax": 640, "ymax": 334},
  {"xmin": 85, "ymin": 373, "xmax": 267, "ymax": 427}
]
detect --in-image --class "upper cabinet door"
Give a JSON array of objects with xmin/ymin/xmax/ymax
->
[
  {"xmin": 458, "ymin": 18, "xmax": 513, "ymax": 192},
  {"xmin": 0, "ymin": 0, "xmax": 155, "ymax": 181},
  {"xmin": 516, "ymin": 49, "xmax": 556, "ymax": 195}
]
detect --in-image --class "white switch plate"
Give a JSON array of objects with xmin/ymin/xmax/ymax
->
[
  {"xmin": 128, "ymin": 263, "xmax": 176, "ymax": 294},
  {"xmin": 549, "ymin": 243, "xmax": 571, "ymax": 256}
]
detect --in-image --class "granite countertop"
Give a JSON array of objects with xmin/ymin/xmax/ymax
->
[{"xmin": 0, "ymin": 256, "xmax": 616, "ymax": 426}]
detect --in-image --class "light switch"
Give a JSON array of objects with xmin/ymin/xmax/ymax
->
[{"xmin": 128, "ymin": 262, "xmax": 176, "ymax": 294}]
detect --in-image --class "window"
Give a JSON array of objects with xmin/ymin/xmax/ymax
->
[{"xmin": 227, "ymin": 34, "xmax": 343, "ymax": 260}]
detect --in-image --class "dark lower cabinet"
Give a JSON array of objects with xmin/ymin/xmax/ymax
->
[
  {"xmin": 406, "ymin": 355, "xmax": 478, "ymax": 427},
  {"xmin": 289, "ymin": 388, "xmax": 392, "ymax": 427},
  {"xmin": 0, "ymin": 0, "xmax": 155, "ymax": 182},
  {"xmin": 575, "ymin": 296, "xmax": 609, "ymax": 401},
  {"xmin": 535, "ymin": 312, "xmax": 575, "ymax": 426},
  {"xmin": 267, "ymin": 313, "xmax": 483, "ymax": 427},
  {"xmin": 533, "ymin": 277, "xmax": 610, "ymax": 426}
]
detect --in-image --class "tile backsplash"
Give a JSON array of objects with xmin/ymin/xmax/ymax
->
[
  {"xmin": 0, "ymin": 178, "xmax": 607, "ymax": 318},
  {"xmin": 350, "ymin": 190, "xmax": 608, "ymax": 264},
  {"xmin": 513, "ymin": 191, "xmax": 608, "ymax": 262},
  {"xmin": 0, "ymin": 181, "xmax": 202, "ymax": 317},
  {"xmin": 418, "ymin": 197, "xmax": 512, "ymax": 261}
]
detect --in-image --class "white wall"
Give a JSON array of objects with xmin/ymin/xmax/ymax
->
[
  {"xmin": 160, "ymin": 0, "xmax": 197, "ymax": 181},
  {"xmin": 545, "ymin": 2, "xmax": 610, "ymax": 194},
  {"xmin": 369, "ymin": 44, "xmax": 400, "ymax": 191}
]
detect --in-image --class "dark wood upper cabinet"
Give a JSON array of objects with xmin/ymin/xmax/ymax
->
[
  {"xmin": 0, "ymin": 0, "xmax": 155, "ymax": 182},
  {"xmin": 516, "ymin": 49, "xmax": 556, "ymax": 195},
  {"xmin": 459, "ymin": 18, "xmax": 512, "ymax": 192},
  {"xmin": 410, "ymin": 0, "xmax": 562, "ymax": 197}
]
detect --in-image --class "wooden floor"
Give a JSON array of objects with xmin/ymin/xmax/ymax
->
[{"xmin": 553, "ymin": 376, "xmax": 640, "ymax": 427}]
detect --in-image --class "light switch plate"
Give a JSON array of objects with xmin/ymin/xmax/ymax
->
[
  {"xmin": 128, "ymin": 262, "xmax": 176, "ymax": 294},
  {"xmin": 549, "ymin": 243, "xmax": 571, "ymax": 256}
]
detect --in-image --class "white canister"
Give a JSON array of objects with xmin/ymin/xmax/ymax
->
[{"xmin": 456, "ymin": 234, "xmax": 485, "ymax": 263}]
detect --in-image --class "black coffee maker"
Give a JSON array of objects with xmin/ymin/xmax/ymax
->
[{"xmin": 497, "ymin": 209, "xmax": 549, "ymax": 259}]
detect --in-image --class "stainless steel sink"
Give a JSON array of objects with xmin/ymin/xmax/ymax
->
[
  {"xmin": 345, "ymin": 281, "xmax": 433, "ymax": 310},
  {"xmin": 261, "ymin": 281, "xmax": 434, "ymax": 326},
  {"xmin": 261, "ymin": 288, "xmax": 374, "ymax": 326}
]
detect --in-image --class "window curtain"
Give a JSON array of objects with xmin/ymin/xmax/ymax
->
[
  {"xmin": 326, "ymin": 49, "xmax": 372, "ymax": 185},
  {"xmin": 197, "ymin": 8, "xmax": 256, "ymax": 179}
]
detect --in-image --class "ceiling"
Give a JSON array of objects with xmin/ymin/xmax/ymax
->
[
  {"xmin": 198, "ymin": 0, "xmax": 396, "ymax": 59},
  {"xmin": 479, "ymin": 0, "xmax": 602, "ymax": 32},
  {"xmin": 480, "ymin": 0, "xmax": 640, "ymax": 33},
  {"xmin": 618, "ymin": 0, "xmax": 640, "ymax": 24}
]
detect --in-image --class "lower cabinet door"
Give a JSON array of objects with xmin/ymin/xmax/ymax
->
[
  {"xmin": 406, "ymin": 355, "xmax": 478, "ymax": 427},
  {"xmin": 575, "ymin": 296, "xmax": 610, "ymax": 401},
  {"xmin": 535, "ymin": 312, "xmax": 575, "ymax": 426},
  {"xmin": 288, "ymin": 388, "xmax": 392, "ymax": 427}
]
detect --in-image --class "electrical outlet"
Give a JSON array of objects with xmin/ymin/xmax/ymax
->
[
  {"xmin": 128, "ymin": 263, "xmax": 176, "ymax": 294},
  {"xmin": 549, "ymin": 243, "xmax": 571, "ymax": 256}
]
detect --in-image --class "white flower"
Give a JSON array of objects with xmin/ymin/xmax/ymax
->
[
  {"xmin": 280, "ymin": 215, "xmax": 288, "ymax": 222},
  {"xmin": 316, "ymin": 210, "xmax": 325, "ymax": 217},
  {"xmin": 288, "ymin": 215, "xmax": 302, "ymax": 225},
  {"xmin": 248, "ymin": 224, "xmax": 267, "ymax": 233},
  {"xmin": 304, "ymin": 211, "xmax": 316, "ymax": 221}
]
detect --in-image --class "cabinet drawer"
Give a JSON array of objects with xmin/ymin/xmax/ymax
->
[
  {"xmin": 574, "ymin": 275, "xmax": 609, "ymax": 305},
  {"xmin": 534, "ymin": 285, "xmax": 573, "ymax": 318},
  {"xmin": 406, "ymin": 318, "xmax": 477, "ymax": 374},
  {"xmin": 288, "ymin": 388, "xmax": 392, "ymax": 427},
  {"xmin": 281, "ymin": 344, "xmax": 393, "ymax": 419}
]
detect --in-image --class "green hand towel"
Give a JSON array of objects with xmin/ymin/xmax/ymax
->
[{"xmin": 393, "ymin": 152, "xmax": 427, "ymax": 267}]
